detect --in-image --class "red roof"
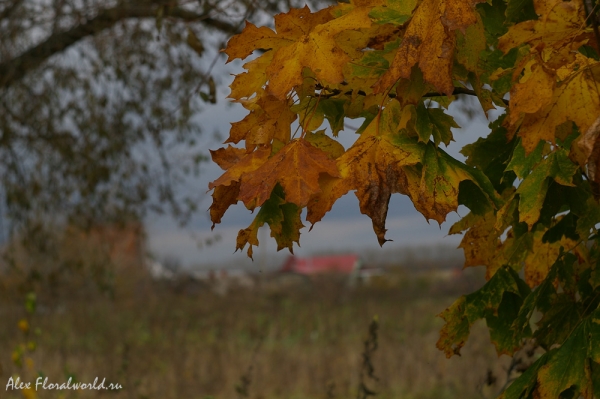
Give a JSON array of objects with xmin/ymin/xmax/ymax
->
[{"xmin": 281, "ymin": 254, "xmax": 361, "ymax": 275}]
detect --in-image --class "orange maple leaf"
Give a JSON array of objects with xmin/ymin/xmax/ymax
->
[
  {"xmin": 209, "ymin": 145, "xmax": 247, "ymax": 170},
  {"xmin": 238, "ymin": 139, "xmax": 340, "ymax": 209},
  {"xmin": 208, "ymin": 146, "xmax": 272, "ymax": 228},
  {"xmin": 208, "ymin": 146, "xmax": 271, "ymax": 190}
]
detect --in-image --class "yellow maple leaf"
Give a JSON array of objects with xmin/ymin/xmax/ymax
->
[
  {"xmin": 374, "ymin": 0, "xmax": 484, "ymax": 96},
  {"xmin": 224, "ymin": 22, "xmax": 289, "ymax": 62},
  {"xmin": 272, "ymin": 6, "xmax": 334, "ymax": 40},
  {"xmin": 266, "ymin": 7, "xmax": 372, "ymax": 99},
  {"xmin": 498, "ymin": 0, "xmax": 588, "ymax": 54},
  {"xmin": 228, "ymin": 52, "xmax": 274, "ymax": 101},
  {"xmin": 224, "ymin": 6, "xmax": 333, "ymax": 62},
  {"xmin": 450, "ymin": 211, "xmax": 504, "ymax": 270},
  {"xmin": 227, "ymin": 95, "xmax": 296, "ymax": 150},
  {"xmin": 224, "ymin": 6, "xmax": 371, "ymax": 101},
  {"xmin": 410, "ymin": 145, "xmax": 474, "ymax": 224},
  {"xmin": 524, "ymin": 227, "xmax": 586, "ymax": 287},
  {"xmin": 510, "ymin": 56, "xmax": 600, "ymax": 153},
  {"xmin": 307, "ymin": 106, "xmax": 425, "ymax": 245},
  {"xmin": 508, "ymin": 56, "xmax": 556, "ymax": 126}
]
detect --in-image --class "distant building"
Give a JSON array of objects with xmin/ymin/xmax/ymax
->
[{"xmin": 280, "ymin": 254, "xmax": 362, "ymax": 275}]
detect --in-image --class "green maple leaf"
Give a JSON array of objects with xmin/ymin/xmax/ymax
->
[
  {"xmin": 437, "ymin": 266, "xmax": 530, "ymax": 357},
  {"xmin": 236, "ymin": 185, "xmax": 303, "ymax": 258},
  {"xmin": 513, "ymin": 148, "xmax": 578, "ymax": 228},
  {"xmin": 536, "ymin": 308, "xmax": 600, "ymax": 399}
]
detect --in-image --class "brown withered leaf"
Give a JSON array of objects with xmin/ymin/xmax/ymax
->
[{"xmin": 209, "ymin": 182, "xmax": 240, "ymax": 229}]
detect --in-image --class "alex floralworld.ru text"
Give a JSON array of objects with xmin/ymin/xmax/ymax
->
[{"xmin": 6, "ymin": 376, "xmax": 123, "ymax": 391}]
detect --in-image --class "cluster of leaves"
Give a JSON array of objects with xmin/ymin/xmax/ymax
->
[{"xmin": 210, "ymin": 0, "xmax": 600, "ymax": 397}]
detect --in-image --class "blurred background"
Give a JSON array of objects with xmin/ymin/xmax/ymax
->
[{"xmin": 0, "ymin": 1, "xmax": 513, "ymax": 398}]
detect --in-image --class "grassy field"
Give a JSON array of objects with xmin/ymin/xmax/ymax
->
[{"xmin": 1, "ymin": 265, "xmax": 511, "ymax": 399}]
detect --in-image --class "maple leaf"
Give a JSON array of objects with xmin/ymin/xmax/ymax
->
[
  {"xmin": 227, "ymin": 94, "xmax": 296, "ymax": 150},
  {"xmin": 228, "ymin": 52, "xmax": 274, "ymax": 101},
  {"xmin": 209, "ymin": 182, "xmax": 240, "ymax": 230},
  {"xmin": 236, "ymin": 185, "xmax": 303, "ymax": 258},
  {"xmin": 306, "ymin": 104, "xmax": 426, "ymax": 245},
  {"xmin": 449, "ymin": 210, "xmax": 504, "ymax": 270},
  {"xmin": 412, "ymin": 102, "xmax": 460, "ymax": 146},
  {"xmin": 509, "ymin": 56, "xmax": 600, "ymax": 154},
  {"xmin": 510, "ymin": 255, "xmax": 560, "ymax": 340},
  {"xmin": 523, "ymin": 225, "xmax": 582, "ymax": 287},
  {"xmin": 368, "ymin": 0, "xmax": 417, "ymax": 25},
  {"xmin": 238, "ymin": 139, "xmax": 340, "ymax": 210},
  {"xmin": 208, "ymin": 146, "xmax": 271, "ymax": 227},
  {"xmin": 224, "ymin": 5, "xmax": 372, "ymax": 100},
  {"xmin": 266, "ymin": 7, "xmax": 372, "ymax": 99},
  {"xmin": 374, "ymin": 0, "xmax": 484, "ymax": 96},
  {"xmin": 208, "ymin": 146, "xmax": 271, "ymax": 190},
  {"xmin": 393, "ymin": 66, "xmax": 430, "ymax": 107},
  {"xmin": 535, "ymin": 308, "xmax": 600, "ymax": 399},
  {"xmin": 410, "ymin": 144, "xmax": 499, "ymax": 224},
  {"xmin": 509, "ymin": 148, "xmax": 578, "ymax": 228},
  {"xmin": 304, "ymin": 130, "xmax": 345, "ymax": 159},
  {"xmin": 506, "ymin": 56, "xmax": 556, "ymax": 126},
  {"xmin": 209, "ymin": 145, "xmax": 248, "ymax": 170},
  {"xmin": 498, "ymin": 0, "xmax": 589, "ymax": 54},
  {"xmin": 437, "ymin": 266, "xmax": 530, "ymax": 357},
  {"xmin": 224, "ymin": 7, "xmax": 333, "ymax": 62},
  {"xmin": 454, "ymin": 12, "xmax": 486, "ymax": 75},
  {"xmin": 451, "ymin": 195, "xmax": 536, "ymax": 280}
]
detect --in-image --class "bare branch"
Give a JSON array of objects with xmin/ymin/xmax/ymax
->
[{"xmin": 0, "ymin": 2, "xmax": 238, "ymax": 89}]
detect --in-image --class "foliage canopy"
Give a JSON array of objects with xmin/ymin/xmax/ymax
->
[{"xmin": 210, "ymin": 0, "xmax": 600, "ymax": 397}]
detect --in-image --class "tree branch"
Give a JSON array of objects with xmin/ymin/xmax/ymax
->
[
  {"xmin": 0, "ymin": 2, "xmax": 239, "ymax": 89},
  {"xmin": 315, "ymin": 84, "xmax": 509, "ymax": 106},
  {"xmin": 424, "ymin": 87, "xmax": 509, "ymax": 106}
]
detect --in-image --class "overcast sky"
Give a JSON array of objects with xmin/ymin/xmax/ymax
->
[{"xmin": 145, "ymin": 54, "xmax": 503, "ymax": 269}]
